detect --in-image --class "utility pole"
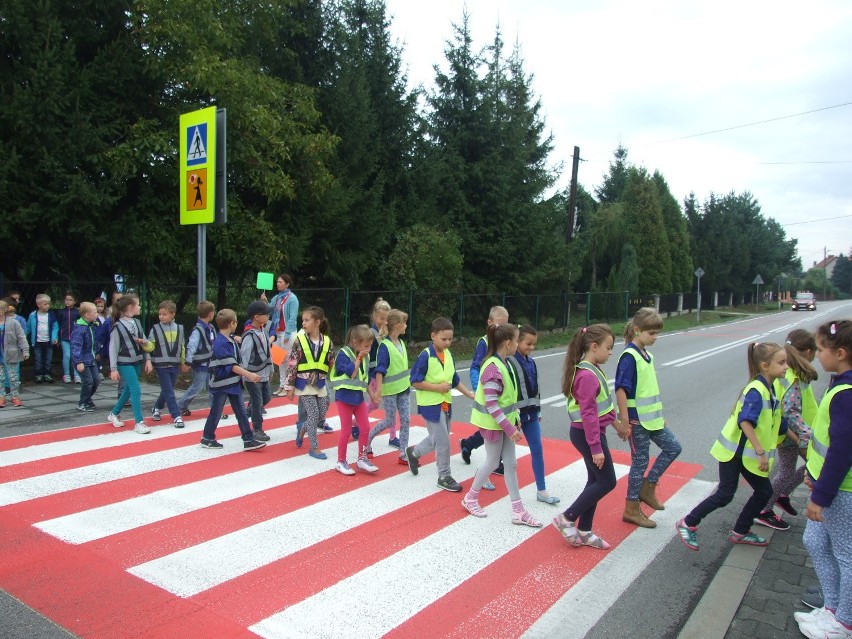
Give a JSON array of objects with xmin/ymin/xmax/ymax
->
[{"xmin": 566, "ymin": 146, "xmax": 580, "ymax": 241}]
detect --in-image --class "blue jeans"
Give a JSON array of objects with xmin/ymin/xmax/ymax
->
[
  {"xmin": 33, "ymin": 342, "xmax": 53, "ymax": 377},
  {"xmin": 153, "ymin": 366, "xmax": 181, "ymax": 418},
  {"xmin": 78, "ymin": 364, "xmax": 100, "ymax": 406},
  {"xmin": 627, "ymin": 424, "xmax": 682, "ymax": 500},
  {"xmin": 112, "ymin": 363, "xmax": 143, "ymax": 422},
  {"xmin": 61, "ymin": 340, "xmax": 81, "ymax": 381},
  {"xmin": 203, "ymin": 391, "xmax": 253, "ymax": 442},
  {"xmin": 521, "ymin": 417, "xmax": 547, "ymax": 491},
  {"xmin": 245, "ymin": 380, "xmax": 271, "ymax": 430},
  {"xmin": 177, "ymin": 366, "xmax": 211, "ymax": 412}
]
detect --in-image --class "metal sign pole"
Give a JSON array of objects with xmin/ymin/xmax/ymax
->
[
  {"xmin": 694, "ymin": 267, "xmax": 705, "ymax": 323},
  {"xmin": 197, "ymin": 224, "xmax": 206, "ymax": 302}
]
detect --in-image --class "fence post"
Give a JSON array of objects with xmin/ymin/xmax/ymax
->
[
  {"xmin": 140, "ymin": 278, "xmax": 149, "ymax": 332},
  {"xmin": 408, "ymin": 289, "xmax": 414, "ymax": 341},
  {"xmin": 562, "ymin": 292, "xmax": 568, "ymax": 329},
  {"xmin": 653, "ymin": 293, "xmax": 660, "ymax": 313},
  {"xmin": 501, "ymin": 292, "xmax": 506, "ymax": 308},
  {"xmin": 534, "ymin": 295, "xmax": 541, "ymax": 329},
  {"xmin": 459, "ymin": 292, "xmax": 465, "ymax": 335},
  {"xmin": 585, "ymin": 292, "xmax": 591, "ymax": 325},
  {"xmin": 343, "ymin": 288, "xmax": 350, "ymax": 338},
  {"xmin": 624, "ymin": 291, "xmax": 629, "ymax": 323}
]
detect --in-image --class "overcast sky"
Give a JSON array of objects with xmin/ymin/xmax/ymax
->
[{"xmin": 384, "ymin": 0, "xmax": 852, "ymax": 271}]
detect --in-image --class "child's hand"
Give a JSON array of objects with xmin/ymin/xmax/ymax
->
[
  {"xmin": 592, "ymin": 452, "xmax": 605, "ymax": 469},
  {"xmin": 804, "ymin": 472, "xmax": 814, "ymax": 490},
  {"xmin": 758, "ymin": 453, "xmax": 769, "ymax": 473},
  {"xmin": 110, "ymin": 370, "xmax": 120, "ymax": 382},
  {"xmin": 76, "ymin": 363, "xmax": 84, "ymax": 373},
  {"xmin": 144, "ymin": 361, "xmax": 153, "ymax": 374},
  {"xmin": 233, "ymin": 335, "xmax": 242, "ymax": 345},
  {"xmin": 438, "ymin": 382, "xmax": 451, "ymax": 393},
  {"xmin": 511, "ymin": 429, "xmax": 523, "ymax": 443},
  {"xmin": 180, "ymin": 364, "xmax": 190, "ymax": 373},
  {"xmin": 52, "ymin": 339, "xmax": 58, "ymax": 346},
  {"xmin": 246, "ymin": 372, "xmax": 261, "ymax": 383},
  {"xmin": 357, "ymin": 347, "xmax": 371, "ymax": 359},
  {"xmin": 806, "ymin": 500, "xmax": 824, "ymax": 522}
]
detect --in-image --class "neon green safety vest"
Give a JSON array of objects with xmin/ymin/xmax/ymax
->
[
  {"xmin": 621, "ymin": 347, "xmax": 664, "ymax": 431},
  {"xmin": 296, "ymin": 333, "xmax": 331, "ymax": 374},
  {"xmin": 710, "ymin": 380, "xmax": 781, "ymax": 477},
  {"xmin": 414, "ymin": 348, "xmax": 455, "ymax": 407},
  {"xmin": 329, "ymin": 346, "xmax": 368, "ymax": 391},
  {"xmin": 379, "ymin": 338, "xmax": 410, "ymax": 396},
  {"xmin": 775, "ymin": 368, "xmax": 818, "ymax": 425},
  {"xmin": 567, "ymin": 361, "xmax": 614, "ymax": 422},
  {"xmin": 807, "ymin": 382, "xmax": 852, "ymax": 492},
  {"xmin": 471, "ymin": 355, "xmax": 520, "ymax": 430}
]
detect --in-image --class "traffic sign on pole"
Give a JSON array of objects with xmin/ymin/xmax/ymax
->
[{"xmin": 179, "ymin": 106, "xmax": 217, "ymax": 225}]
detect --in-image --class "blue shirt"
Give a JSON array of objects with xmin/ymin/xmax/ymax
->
[
  {"xmin": 469, "ymin": 337, "xmax": 488, "ymax": 391},
  {"xmin": 615, "ymin": 343, "xmax": 648, "ymax": 422},
  {"xmin": 410, "ymin": 344, "xmax": 460, "ymax": 422},
  {"xmin": 333, "ymin": 349, "xmax": 366, "ymax": 406},
  {"xmin": 210, "ymin": 333, "xmax": 243, "ymax": 395},
  {"xmin": 513, "ymin": 351, "xmax": 540, "ymax": 424}
]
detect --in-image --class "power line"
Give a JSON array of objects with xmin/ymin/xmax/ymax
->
[
  {"xmin": 757, "ymin": 160, "xmax": 852, "ymax": 165},
  {"xmin": 781, "ymin": 214, "xmax": 852, "ymax": 227}
]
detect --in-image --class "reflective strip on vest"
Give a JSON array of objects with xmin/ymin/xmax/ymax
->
[
  {"xmin": 190, "ymin": 325, "xmax": 213, "ymax": 363},
  {"xmin": 470, "ymin": 356, "xmax": 520, "ymax": 429},
  {"xmin": 622, "ymin": 348, "xmax": 664, "ymax": 430},
  {"xmin": 507, "ymin": 355, "xmax": 540, "ymax": 410},
  {"xmin": 113, "ymin": 321, "xmax": 143, "ymax": 365},
  {"xmin": 567, "ymin": 362, "xmax": 613, "ymax": 422},
  {"xmin": 150, "ymin": 323, "xmax": 183, "ymax": 366},
  {"xmin": 208, "ymin": 351, "xmax": 240, "ymax": 389},
  {"xmin": 330, "ymin": 347, "xmax": 368, "ymax": 390},
  {"xmin": 380, "ymin": 338, "xmax": 410, "ymax": 396},
  {"xmin": 244, "ymin": 331, "xmax": 272, "ymax": 373},
  {"xmin": 810, "ymin": 434, "xmax": 829, "ymax": 458},
  {"xmin": 713, "ymin": 434, "xmax": 777, "ymax": 461},
  {"xmin": 297, "ymin": 333, "xmax": 331, "ymax": 373}
]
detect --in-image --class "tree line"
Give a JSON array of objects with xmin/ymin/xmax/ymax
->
[{"xmin": 1, "ymin": 0, "xmax": 804, "ymax": 296}]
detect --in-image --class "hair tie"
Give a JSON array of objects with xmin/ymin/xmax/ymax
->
[
  {"xmin": 753, "ymin": 342, "xmax": 760, "ymax": 348},
  {"xmin": 582, "ymin": 327, "xmax": 587, "ymax": 334},
  {"xmin": 830, "ymin": 323, "xmax": 837, "ymax": 335},
  {"xmin": 785, "ymin": 340, "xmax": 792, "ymax": 345}
]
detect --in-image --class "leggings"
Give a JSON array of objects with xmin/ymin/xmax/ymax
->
[
  {"xmin": 471, "ymin": 431, "xmax": 519, "ymax": 500},
  {"xmin": 0, "ymin": 361, "xmax": 21, "ymax": 398},
  {"xmin": 112, "ymin": 363, "xmax": 143, "ymax": 423},
  {"xmin": 765, "ymin": 446, "xmax": 806, "ymax": 510},
  {"xmin": 627, "ymin": 424, "xmax": 682, "ymax": 500},
  {"xmin": 337, "ymin": 400, "xmax": 369, "ymax": 462},
  {"xmin": 563, "ymin": 426, "xmax": 617, "ymax": 530},
  {"xmin": 520, "ymin": 417, "xmax": 547, "ymax": 491},
  {"xmin": 299, "ymin": 393, "xmax": 329, "ymax": 451},
  {"xmin": 803, "ymin": 491, "xmax": 852, "ymax": 626},
  {"xmin": 368, "ymin": 391, "xmax": 410, "ymax": 454}
]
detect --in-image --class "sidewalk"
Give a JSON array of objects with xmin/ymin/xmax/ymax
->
[{"xmin": 679, "ymin": 486, "xmax": 819, "ymax": 639}]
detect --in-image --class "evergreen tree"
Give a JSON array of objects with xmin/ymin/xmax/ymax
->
[
  {"xmin": 653, "ymin": 171, "xmax": 692, "ymax": 291},
  {"xmin": 830, "ymin": 252, "xmax": 852, "ymax": 295},
  {"xmin": 617, "ymin": 243, "xmax": 640, "ymax": 293},
  {"xmin": 595, "ymin": 145, "xmax": 629, "ymax": 204},
  {"xmin": 622, "ymin": 168, "xmax": 671, "ymax": 293}
]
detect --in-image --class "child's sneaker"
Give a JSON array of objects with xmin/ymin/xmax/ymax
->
[
  {"xmin": 107, "ymin": 412, "xmax": 125, "ymax": 428},
  {"xmin": 482, "ymin": 480, "xmax": 496, "ymax": 491},
  {"xmin": 173, "ymin": 417, "xmax": 185, "ymax": 429},
  {"xmin": 74, "ymin": 377, "xmax": 81, "ymax": 384},
  {"xmin": 492, "ymin": 462, "xmax": 505, "ymax": 476},
  {"xmin": 357, "ymin": 456, "xmax": 378, "ymax": 473},
  {"xmin": 798, "ymin": 612, "xmax": 852, "ymax": 639},
  {"xmin": 243, "ymin": 439, "xmax": 266, "ymax": 451},
  {"xmin": 727, "ymin": 530, "xmax": 768, "ymax": 546},
  {"xmin": 180, "ymin": 408, "xmax": 192, "ymax": 417},
  {"xmin": 437, "ymin": 475, "xmax": 462, "ymax": 492},
  {"xmin": 11, "ymin": 397, "xmax": 23, "ymax": 408},
  {"xmin": 320, "ymin": 421, "xmax": 334, "ymax": 433},
  {"xmin": 364, "ymin": 447, "xmax": 374, "ymax": 459},
  {"xmin": 336, "ymin": 461, "xmax": 356, "ymax": 476},
  {"xmin": 461, "ymin": 442, "xmax": 472, "ymax": 465},
  {"xmin": 406, "ymin": 446, "xmax": 419, "ymax": 475},
  {"xmin": 200, "ymin": 438, "xmax": 224, "ymax": 449},
  {"xmin": 0, "ymin": 397, "xmax": 6, "ymax": 408},
  {"xmin": 77, "ymin": 403, "xmax": 94, "ymax": 412},
  {"xmin": 86, "ymin": 401, "xmax": 97, "ymax": 409},
  {"xmin": 795, "ymin": 606, "xmax": 831, "ymax": 625},
  {"xmin": 754, "ymin": 510, "xmax": 790, "ymax": 530},
  {"xmin": 44, "ymin": 375, "xmax": 54, "ymax": 383},
  {"xmin": 151, "ymin": 407, "xmax": 161, "ymax": 421},
  {"xmin": 398, "ymin": 456, "xmax": 409, "ymax": 465},
  {"xmin": 253, "ymin": 428, "xmax": 270, "ymax": 442},
  {"xmin": 63, "ymin": 375, "xmax": 72, "ymax": 384},
  {"xmin": 776, "ymin": 495, "xmax": 799, "ymax": 517},
  {"xmin": 388, "ymin": 437, "xmax": 401, "ymax": 449},
  {"xmin": 308, "ymin": 449, "xmax": 327, "ymax": 460},
  {"xmin": 675, "ymin": 518, "xmax": 699, "ymax": 551},
  {"xmin": 35, "ymin": 375, "xmax": 44, "ymax": 384},
  {"xmin": 134, "ymin": 423, "xmax": 152, "ymax": 434}
]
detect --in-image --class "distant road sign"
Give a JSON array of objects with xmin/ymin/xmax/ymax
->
[
  {"xmin": 694, "ymin": 268, "xmax": 705, "ymax": 278},
  {"xmin": 753, "ymin": 274, "xmax": 764, "ymax": 285}
]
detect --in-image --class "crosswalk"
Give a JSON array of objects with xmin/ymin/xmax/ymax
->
[{"xmin": 0, "ymin": 399, "xmax": 711, "ymax": 638}]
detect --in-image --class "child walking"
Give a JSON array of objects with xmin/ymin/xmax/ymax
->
[
  {"xmin": 366, "ymin": 310, "xmax": 411, "ymax": 464},
  {"xmin": 795, "ymin": 320, "xmax": 852, "ymax": 639},
  {"xmin": 57, "ymin": 291, "xmax": 81, "ymax": 384},
  {"xmin": 676, "ymin": 342, "xmax": 787, "ymax": 550},
  {"xmin": 241, "ymin": 301, "xmax": 274, "ymax": 442},
  {"xmin": 330, "ymin": 325, "xmax": 380, "ymax": 475},
  {"xmin": 71, "ymin": 302, "xmax": 101, "ymax": 412},
  {"xmin": 0, "ymin": 300, "xmax": 29, "ymax": 408},
  {"xmin": 406, "ymin": 317, "xmax": 475, "ymax": 492},
  {"xmin": 755, "ymin": 329, "xmax": 818, "ymax": 530},
  {"xmin": 285, "ymin": 306, "xmax": 334, "ymax": 460},
  {"xmin": 462, "ymin": 323, "xmax": 543, "ymax": 527},
  {"xmin": 177, "ymin": 301, "xmax": 217, "ymax": 417},
  {"xmin": 616, "ymin": 308, "xmax": 682, "ymax": 528},
  {"xmin": 27, "ymin": 294, "xmax": 58, "ymax": 383},
  {"xmin": 108, "ymin": 295, "xmax": 155, "ymax": 434},
  {"xmin": 508, "ymin": 324, "xmax": 559, "ymax": 504},
  {"xmin": 199, "ymin": 309, "xmax": 265, "ymax": 451},
  {"xmin": 145, "ymin": 300, "xmax": 186, "ymax": 428},
  {"xmin": 553, "ymin": 324, "xmax": 621, "ymax": 550},
  {"xmin": 361, "ymin": 298, "xmax": 391, "ymax": 440}
]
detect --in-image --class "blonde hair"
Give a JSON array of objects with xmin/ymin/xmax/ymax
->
[
  {"xmin": 158, "ymin": 300, "xmax": 177, "ymax": 314},
  {"xmin": 384, "ymin": 309, "xmax": 408, "ymax": 336},
  {"xmin": 747, "ymin": 342, "xmax": 783, "ymax": 380},
  {"xmin": 784, "ymin": 329, "xmax": 817, "ymax": 383},
  {"xmin": 488, "ymin": 305, "xmax": 509, "ymax": 322},
  {"xmin": 216, "ymin": 309, "xmax": 237, "ymax": 329},
  {"xmin": 348, "ymin": 324, "xmax": 374, "ymax": 346},
  {"xmin": 79, "ymin": 302, "xmax": 97, "ymax": 315},
  {"xmin": 0, "ymin": 300, "xmax": 7, "ymax": 314},
  {"xmin": 624, "ymin": 307, "xmax": 663, "ymax": 342},
  {"xmin": 36, "ymin": 294, "xmax": 51, "ymax": 304},
  {"xmin": 372, "ymin": 298, "xmax": 391, "ymax": 320}
]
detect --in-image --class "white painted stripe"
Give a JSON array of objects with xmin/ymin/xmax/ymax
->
[
  {"xmin": 249, "ymin": 462, "xmax": 628, "ymax": 639},
  {"xmin": 662, "ymin": 334, "xmax": 761, "ymax": 367},
  {"xmin": 128, "ymin": 447, "xmax": 534, "ymax": 597},
  {"xmin": 33, "ymin": 426, "xmax": 428, "ymax": 544},
  {"xmin": 522, "ymin": 476, "xmax": 716, "ymax": 639},
  {"xmin": 0, "ymin": 404, "xmax": 299, "ymax": 468}
]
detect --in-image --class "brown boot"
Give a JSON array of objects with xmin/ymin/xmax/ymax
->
[
  {"xmin": 639, "ymin": 478, "xmax": 665, "ymax": 511},
  {"xmin": 622, "ymin": 499, "xmax": 657, "ymax": 528}
]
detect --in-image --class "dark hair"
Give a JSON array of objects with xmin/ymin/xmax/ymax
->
[
  {"xmin": 303, "ymin": 306, "xmax": 331, "ymax": 335},
  {"xmin": 431, "ymin": 317, "xmax": 454, "ymax": 334},
  {"xmin": 624, "ymin": 307, "xmax": 663, "ymax": 342},
  {"xmin": 485, "ymin": 323, "xmax": 519, "ymax": 359},
  {"xmin": 112, "ymin": 295, "xmax": 137, "ymax": 322},
  {"xmin": 747, "ymin": 342, "xmax": 783, "ymax": 380},
  {"xmin": 197, "ymin": 301, "xmax": 215, "ymax": 318},
  {"xmin": 518, "ymin": 324, "xmax": 537, "ymax": 341},
  {"xmin": 817, "ymin": 320, "xmax": 852, "ymax": 365},
  {"xmin": 784, "ymin": 329, "xmax": 818, "ymax": 383},
  {"xmin": 279, "ymin": 273, "xmax": 293, "ymax": 286},
  {"xmin": 561, "ymin": 324, "xmax": 614, "ymax": 397}
]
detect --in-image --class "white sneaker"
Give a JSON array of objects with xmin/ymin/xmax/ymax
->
[
  {"xmin": 107, "ymin": 412, "xmax": 124, "ymax": 428},
  {"xmin": 173, "ymin": 417, "xmax": 184, "ymax": 429},
  {"xmin": 357, "ymin": 457, "xmax": 379, "ymax": 473},
  {"xmin": 151, "ymin": 407, "xmax": 161, "ymax": 421},
  {"xmin": 800, "ymin": 611, "xmax": 852, "ymax": 639},
  {"xmin": 134, "ymin": 423, "xmax": 151, "ymax": 434},
  {"xmin": 796, "ymin": 607, "xmax": 833, "ymax": 625},
  {"xmin": 336, "ymin": 461, "xmax": 355, "ymax": 476},
  {"xmin": 63, "ymin": 375, "xmax": 72, "ymax": 383}
]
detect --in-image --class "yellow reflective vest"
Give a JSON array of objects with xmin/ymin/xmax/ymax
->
[
  {"xmin": 471, "ymin": 355, "xmax": 520, "ymax": 430},
  {"xmin": 567, "ymin": 361, "xmax": 614, "ymax": 423},
  {"xmin": 806, "ymin": 382, "xmax": 852, "ymax": 492},
  {"xmin": 414, "ymin": 347, "xmax": 455, "ymax": 407},
  {"xmin": 379, "ymin": 338, "xmax": 410, "ymax": 396},
  {"xmin": 329, "ymin": 346, "xmax": 368, "ymax": 391},
  {"xmin": 296, "ymin": 333, "xmax": 331, "ymax": 373},
  {"xmin": 620, "ymin": 347, "xmax": 664, "ymax": 431}
]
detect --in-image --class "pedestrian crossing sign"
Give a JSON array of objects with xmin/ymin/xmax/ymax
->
[{"xmin": 179, "ymin": 106, "xmax": 217, "ymax": 224}]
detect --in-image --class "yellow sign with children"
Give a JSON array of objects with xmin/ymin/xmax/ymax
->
[{"xmin": 179, "ymin": 107, "xmax": 217, "ymax": 224}]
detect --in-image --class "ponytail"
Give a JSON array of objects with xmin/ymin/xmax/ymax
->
[
  {"xmin": 485, "ymin": 323, "xmax": 519, "ymax": 359},
  {"xmin": 303, "ymin": 306, "xmax": 331, "ymax": 336},
  {"xmin": 784, "ymin": 329, "xmax": 817, "ymax": 383},
  {"xmin": 562, "ymin": 324, "xmax": 613, "ymax": 397}
]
